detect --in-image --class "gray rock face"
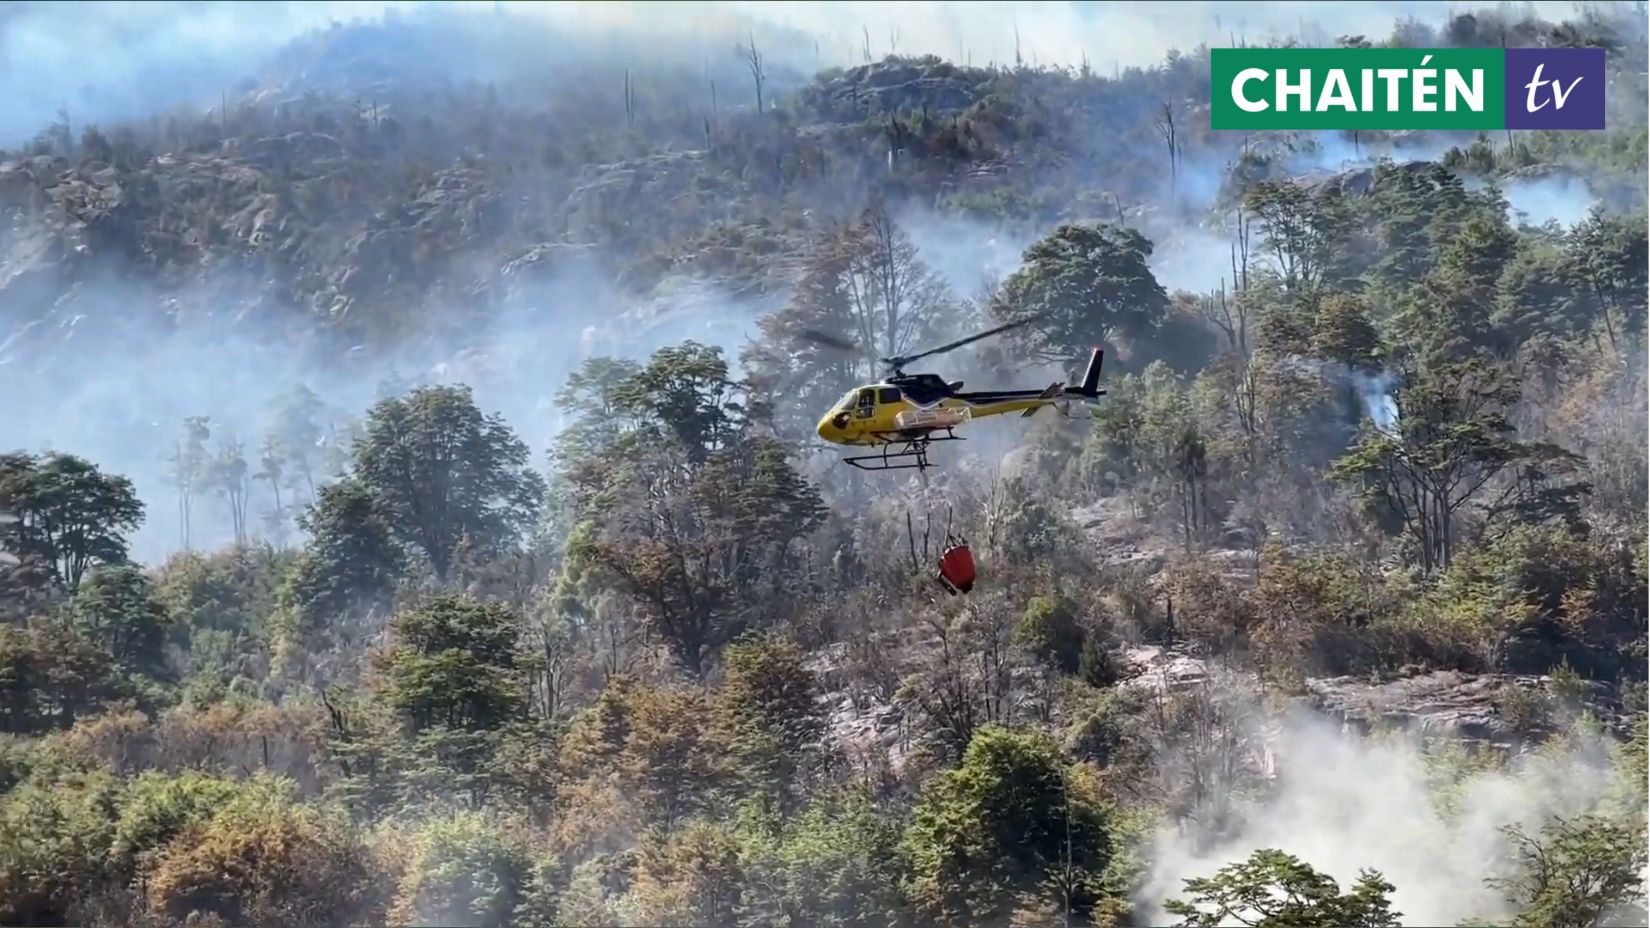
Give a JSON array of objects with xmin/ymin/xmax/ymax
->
[
  {"xmin": 1121, "ymin": 644, "xmax": 1215, "ymax": 693},
  {"xmin": 1120, "ymin": 646, "xmax": 1626, "ymax": 750},
  {"xmin": 806, "ymin": 61, "xmax": 990, "ymax": 119},
  {"xmin": 1298, "ymin": 158, "xmax": 1439, "ymax": 198},
  {"xmin": 1304, "ymin": 670, "xmax": 1625, "ymax": 747}
]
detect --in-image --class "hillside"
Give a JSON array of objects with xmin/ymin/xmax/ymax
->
[{"xmin": 1, "ymin": 4, "xmax": 1647, "ymax": 928}]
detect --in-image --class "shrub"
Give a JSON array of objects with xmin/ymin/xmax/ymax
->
[
  {"xmin": 1015, "ymin": 594, "xmax": 1084, "ymax": 674},
  {"xmin": 0, "ymin": 766, "xmax": 122, "ymax": 925},
  {"xmin": 386, "ymin": 812, "xmax": 534, "ymax": 928},
  {"xmin": 142, "ymin": 775, "xmax": 387, "ymax": 927}
]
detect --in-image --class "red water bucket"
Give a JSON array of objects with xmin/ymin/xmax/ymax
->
[{"xmin": 938, "ymin": 543, "xmax": 976, "ymax": 593}]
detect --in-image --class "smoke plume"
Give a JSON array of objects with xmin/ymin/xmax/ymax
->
[{"xmin": 1138, "ymin": 706, "xmax": 1632, "ymax": 926}]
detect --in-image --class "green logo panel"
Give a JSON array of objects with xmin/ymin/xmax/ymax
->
[{"xmin": 1211, "ymin": 48, "xmax": 1506, "ymax": 130}]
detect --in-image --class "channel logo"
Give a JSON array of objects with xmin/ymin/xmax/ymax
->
[{"xmin": 1211, "ymin": 47, "xmax": 1605, "ymax": 131}]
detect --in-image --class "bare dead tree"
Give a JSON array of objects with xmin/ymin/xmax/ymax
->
[
  {"xmin": 862, "ymin": 26, "xmax": 872, "ymax": 63},
  {"xmin": 914, "ymin": 611, "xmax": 977, "ymax": 759},
  {"xmin": 1154, "ymin": 102, "xmax": 1179, "ymax": 195},
  {"xmin": 1226, "ymin": 208, "xmax": 1259, "ymax": 450},
  {"xmin": 1230, "ymin": 204, "xmax": 1252, "ymax": 296},
  {"xmin": 318, "ymin": 687, "xmax": 352, "ymax": 778},
  {"xmin": 525, "ymin": 615, "xmax": 570, "ymax": 721},
  {"xmin": 1198, "ymin": 281, "xmax": 1242, "ymax": 356},
  {"xmin": 837, "ymin": 200, "xmax": 952, "ymax": 378},
  {"xmin": 740, "ymin": 33, "xmax": 766, "ymax": 114},
  {"xmin": 906, "ymin": 509, "xmax": 935, "ymax": 574},
  {"xmin": 970, "ymin": 602, "xmax": 1015, "ymax": 726},
  {"xmin": 624, "ymin": 68, "xmax": 636, "ymax": 129}
]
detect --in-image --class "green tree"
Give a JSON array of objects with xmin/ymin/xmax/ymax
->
[
  {"xmin": 1244, "ymin": 180, "xmax": 1354, "ymax": 308},
  {"xmin": 550, "ymin": 356, "xmax": 644, "ymax": 467},
  {"xmin": 1489, "ymin": 815, "xmax": 1648, "ymax": 928},
  {"xmin": 1164, "ymin": 849, "xmax": 1401, "ymax": 927},
  {"xmin": 353, "ymin": 384, "xmax": 545, "ymax": 581},
  {"xmin": 568, "ymin": 376, "xmax": 825, "ymax": 674},
  {"xmin": 374, "ymin": 595, "xmax": 529, "ymax": 805},
  {"xmin": 0, "ymin": 452, "xmax": 144, "ymax": 593},
  {"xmin": 1311, "ymin": 292, "xmax": 1383, "ymax": 372},
  {"xmin": 994, "ymin": 223, "xmax": 1169, "ymax": 367},
  {"xmin": 611, "ymin": 341, "xmax": 743, "ymax": 462},
  {"xmin": 0, "ymin": 764, "xmax": 123, "ymax": 925},
  {"xmin": 152, "ymin": 543, "xmax": 291, "ymax": 682},
  {"xmin": 165, "ymin": 416, "xmax": 213, "ymax": 551},
  {"xmin": 1495, "ymin": 245, "xmax": 1587, "ymax": 347},
  {"xmin": 268, "ymin": 384, "xmax": 326, "ymax": 503},
  {"xmin": 72, "ymin": 564, "xmax": 171, "ymax": 680},
  {"xmin": 756, "ymin": 788, "xmax": 906, "ymax": 928},
  {"xmin": 1331, "ymin": 359, "xmax": 1588, "ymax": 572},
  {"xmin": 1015, "ymin": 593, "xmax": 1084, "ymax": 674},
  {"xmin": 280, "ymin": 477, "xmax": 404, "ymax": 640},
  {"xmin": 1397, "ymin": 211, "xmax": 1520, "ymax": 361},
  {"xmin": 205, "ymin": 435, "xmax": 252, "ymax": 546},
  {"xmin": 1086, "ymin": 363, "xmax": 1219, "ymax": 547},
  {"xmin": 388, "ymin": 812, "xmax": 532, "ymax": 928},
  {"xmin": 902, "ymin": 726, "xmax": 1111, "ymax": 925},
  {"xmin": 720, "ymin": 634, "xmax": 825, "ymax": 810},
  {"xmin": 1567, "ymin": 208, "xmax": 1648, "ymax": 349},
  {"xmin": 385, "ymin": 595, "xmax": 526, "ymax": 734},
  {"xmin": 110, "ymin": 771, "xmax": 242, "ymax": 877},
  {"xmin": 0, "ymin": 622, "xmax": 128, "ymax": 733}
]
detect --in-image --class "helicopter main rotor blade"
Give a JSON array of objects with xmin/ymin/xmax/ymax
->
[
  {"xmin": 796, "ymin": 328, "xmax": 864, "ymax": 354},
  {"xmin": 885, "ymin": 315, "xmax": 1041, "ymax": 369}
]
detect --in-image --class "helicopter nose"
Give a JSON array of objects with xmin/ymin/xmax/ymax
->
[{"xmin": 818, "ymin": 412, "xmax": 846, "ymax": 443}]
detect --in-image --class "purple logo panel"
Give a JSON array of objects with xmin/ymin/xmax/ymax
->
[{"xmin": 1505, "ymin": 47, "xmax": 1606, "ymax": 130}]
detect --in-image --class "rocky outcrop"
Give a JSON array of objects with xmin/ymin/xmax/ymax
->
[
  {"xmin": 563, "ymin": 151, "xmax": 710, "ymax": 244},
  {"xmin": 804, "ymin": 59, "xmax": 992, "ymax": 121},
  {"xmin": 1119, "ymin": 646, "xmax": 1627, "ymax": 750},
  {"xmin": 1305, "ymin": 669, "xmax": 1626, "ymax": 746},
  {"xmin": 1298, "ymin": 158, "xmax": 1439, "ymax": 198}
]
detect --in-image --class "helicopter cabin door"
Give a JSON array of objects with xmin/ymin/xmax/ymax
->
[{"xmin": 854, "ymin": 388, "xmax": 877, "ymax": 420}]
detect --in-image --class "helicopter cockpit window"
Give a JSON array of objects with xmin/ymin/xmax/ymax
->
[
  {"xmin": 836, "ymin": 390, "xmax": 859, "ymax": 412},
  {"xmin": 878, "ymin": 387, "xmax": 901, "ymax": 404},
  {"xmin": 854, "ymin": 388, "xmax": 876, "ymax": 418}
]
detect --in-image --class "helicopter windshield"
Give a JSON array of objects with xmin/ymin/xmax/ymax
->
[{"xmin": 835, "ymin": 389, "xmax": 862, "ymax": 412}]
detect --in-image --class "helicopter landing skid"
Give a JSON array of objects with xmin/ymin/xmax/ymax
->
[{"xmin": 843, "ymin": 430, "xmax": 962, "ymax": 472}]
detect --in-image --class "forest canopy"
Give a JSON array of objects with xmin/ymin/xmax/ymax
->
[{"xmin": 0, "ymin": 3, "xmax": 1646, "ymax": 927}]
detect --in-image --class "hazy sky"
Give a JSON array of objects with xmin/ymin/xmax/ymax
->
[{"xmin": 0, "ymin": 0, "xmax": 1593, "ymax": 144}]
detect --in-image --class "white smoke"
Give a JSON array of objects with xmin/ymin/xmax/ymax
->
[
  {"xmin": 1138, "ymin": 707, "xmax": 1631, "ymax": 927},
  {"xmin": 1353, "ymin": 370, "xmax": 1399, "ymax": 434},
  {"xmin": 1503, "ymin": 174, "xmax": 1601, "ymax": 229}
]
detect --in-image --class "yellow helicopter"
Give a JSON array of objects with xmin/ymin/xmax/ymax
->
[{"xmin": 804, "ymin": 317, "xmax": 1106, "ymax": 472}]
